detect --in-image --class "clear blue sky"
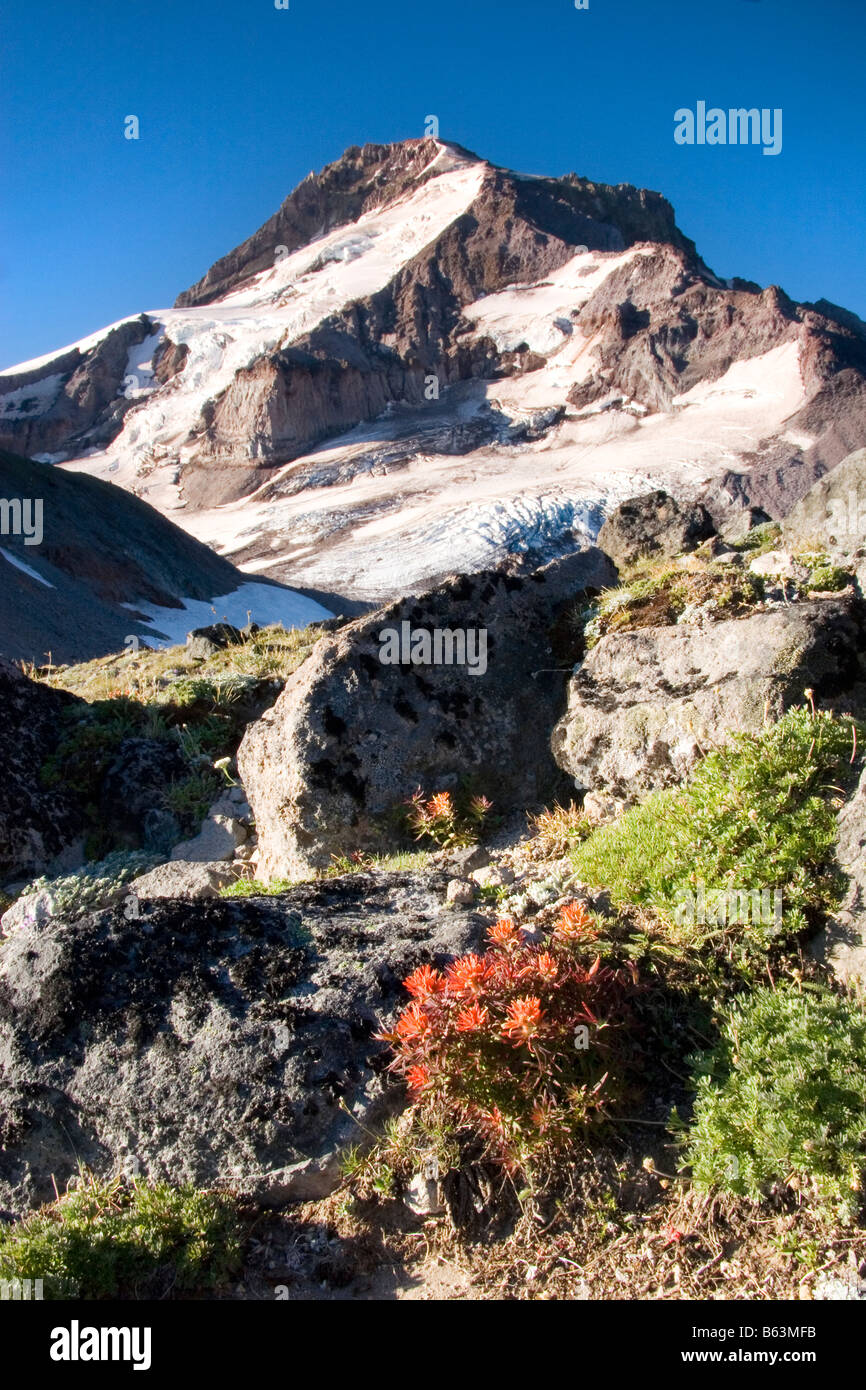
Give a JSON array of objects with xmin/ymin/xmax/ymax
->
[{"xmin": 1, "ymin": 0, "xmax": 864, "ymax": 369}]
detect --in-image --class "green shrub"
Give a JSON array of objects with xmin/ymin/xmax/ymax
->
[
  {"xmin": 0, "ymin": 1171, "xmax": 244, "ymax": 1299},
  {"xmin": 679, "ymin": 984, "xmax": 866, "ymax": 1218},
  {"xmin": 572, "ymin": 707, "xmax": 861, "ymax": 959}
]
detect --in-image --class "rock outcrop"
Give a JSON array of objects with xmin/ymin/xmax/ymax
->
[
  {"xmin": 782, "ymin": 446, "xmax": 866, "ymax": 558},
  {"xmin": 597, "ymin": 490, "xmax": 715, "ymax": 568},
  {"xmin": 0, "ymin": 872, "xmax": 485, "ymax": 1216},
  {"xmin": 0, "ymin": 316, "xmax": 156, "ymax": 458},
  {"xmin": 809, "ymin": 767, "xmax": 866, "ymax": 987},
  {"xmin": 0, "ymin": 660, "xmax": 85, "ymax": 882},
  {"xmin": 552, "ymin": 596, "xmax": 866, "ymax": 797},
  {"xmin": 239, "ymin": 550, "xmax": 615, "ymax": 878}
]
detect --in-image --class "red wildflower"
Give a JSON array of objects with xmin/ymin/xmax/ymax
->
[
  {"xmin": 487, "ymin": 917, "xmax": 520, "ymax": 949},
  {"xmin": 535, "ymin": 951, "xmax": 559, "ymax": 982},
  {"xmin": 456, "ymin": 1002, "xmax": 490, "ymax": 1032},
  {"xmin": 394, "ymin": 1001, "xmax": 433, "ymax": 1039},
  {"xmin": 427, "ymin": 791, "xmax": 454, "ymax": 818},
  {"xmin": 501, "ymin": 995, "xmax": 545, "ymax": 1044},
  {"xmin": 445, "ymin": 953, "xmax": 487, "ymax": 998},
  {"xmin": 406, "ymin": 1064, "xmax": 431, "ymax": 1094},
  {"xmin": 403, "ymin": 964, "xmax": 445, "ymax": 1001},
  {"xmin": 554, "ymin": 900, "xmax": 595, "ymax": 940}
]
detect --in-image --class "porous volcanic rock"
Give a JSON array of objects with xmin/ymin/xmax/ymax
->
[
  {"xmin": 238, "ymin": 550, "xmax": 615, "ymax": 878},
  {"xmin": 0, "ymin": 871, "xmax": 486, "ymax": 1216},
  {"xmin": 782, "ymin": 446, "xmax": 866, "ymax": 558},
  {"xmin": 810, "ymin": 766, "xmax": 866, "ymax": 986},
  {"xmin": 597, "ymin": 490, "xmax": 715, "ymax": 568},
  {"xmin": 0, "ymin": 659, "xmax": 85, "ymax": 881},
  {"xmin": 552, "ymin": 596, "xmax": 866, "ymax": 797}
]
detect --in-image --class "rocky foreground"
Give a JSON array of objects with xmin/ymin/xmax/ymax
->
[{"xmin": 1, "ymin": 455, "xmax": 866, "ymax": 1299}]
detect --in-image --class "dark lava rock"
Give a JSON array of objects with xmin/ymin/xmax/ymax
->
[
  {"xmin": 186, "ymin": 623, "xmax": 246, "ymax": 659},
  {"xmin": 99, "ymin": 738, "xmax": 189, "ymax": 844},
  {"xmin": 238, "ymin": 549, "xmax": 616, "ymax": 877},
  {"xmin": 0, "ymin": 871, "xmax": 486, "ymax": 1215},
  {"xmin": 0, "ymin": 659, "xmax": 85, "ymax": 881},
  {"xmin": 597, "ymin": 490, "xmax": 715, "ymax": 567}
]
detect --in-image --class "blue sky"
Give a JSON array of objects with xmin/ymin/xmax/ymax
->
[{"xmin": 1, "ymin": 0, "xmax": 864, "ymax": 368}]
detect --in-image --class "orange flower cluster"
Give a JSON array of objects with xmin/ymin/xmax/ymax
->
[
  {"xmin": 377, "ymin": 916, "xmax": 639, "ymax": 1167},
  {"xmin": 404, "ymin": 787, "xmax": 493, "ymax": 849}
]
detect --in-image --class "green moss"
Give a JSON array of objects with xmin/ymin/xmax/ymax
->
[{"xmin": 584, "ymin": 563, "xmax": 765, "ymax": 647}]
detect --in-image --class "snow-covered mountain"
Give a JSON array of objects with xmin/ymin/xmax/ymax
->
[{"xmin": 3, "ymin": 137, "xmax": 865, "ymax": 602}]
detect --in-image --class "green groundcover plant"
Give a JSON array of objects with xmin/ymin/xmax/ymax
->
[
  {"xmin": 678, "ymin": 984, "xmax": 866, "ymax": 1218},
  {"xmin": 572, "ymin": 706, "xmax": 861, "ymax": 957},
  {"xmin": 0, "ymin": 1171, "xmax": 244, "ymax": 1299}
]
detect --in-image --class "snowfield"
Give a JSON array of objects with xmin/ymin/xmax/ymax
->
[{"xmin": 123, "ymin": 581, "xmax": 333, "ymax": 648}]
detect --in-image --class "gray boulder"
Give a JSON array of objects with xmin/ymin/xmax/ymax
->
[
  {"xmin": 0, "ymin": 872, "xmax": 485, "ymax": 1216},
  {"xmin": 597, "ymin": 490, "xmax": 715, "ymax": 568},
  {"xmin": 552, "ymin": 596, "xmax": 866, "ymax": 797},
  {"xmin": 129, "ymin": 860, "xmax": 237, "ymax": 900},
  {"xmin": 238, "ymin": 551, "xmax": 615, "ymax": 879},
  {"xmin": 810, "ymin": 767, "xmax": 866, "ymax": 986},
  {"xmin": 170, "ymin": 815, "xmax": 248, "ymax": 864},
  {"xmin": 782, "ymin": 447, "xmax": 866, "ymax": 561}
]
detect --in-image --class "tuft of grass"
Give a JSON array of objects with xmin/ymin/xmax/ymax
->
[
  {"xmin": 572, "ymin": 707, "xmax": 862, "ymax": 962},
  {"xmin": 162, "ymin": 768, "xmax": 222, "ymax": 824},
  {"xmin": 730, "ymin": 521, "xmax": 783, "ymax": 555},
  {"xmin": 0, "ymin": 1169, "xmax": 244, "ymax": 1299},
  {"xmin": 678, "ymin": 983, "xmax": 866, "ymax": 1219},
  {"xmin": 526, "ymin": 801, "xmax": 593, "ymax": 859}
]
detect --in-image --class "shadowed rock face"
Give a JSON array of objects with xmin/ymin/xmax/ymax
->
[
  {"xmin": 0, "ymin": 446, "xmax": 266, "ymax": 665},
  {"xmin": 0, "ymin": 874, "xmax": 485, "ymax": 1215},
  {"xmin": 0, "ymin": 660, "xmax": 85, "ymax": 881},
  {"xmin": 238, "ymin": 549, "xmax": 616, "ymax": 878},
  {"xmin": 552, "ymin": 596, "xmax": 866, "ymax": 798},
  {"xmin": 0, "ymin": 316, "xmax": 155, "ymax": 458}
]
